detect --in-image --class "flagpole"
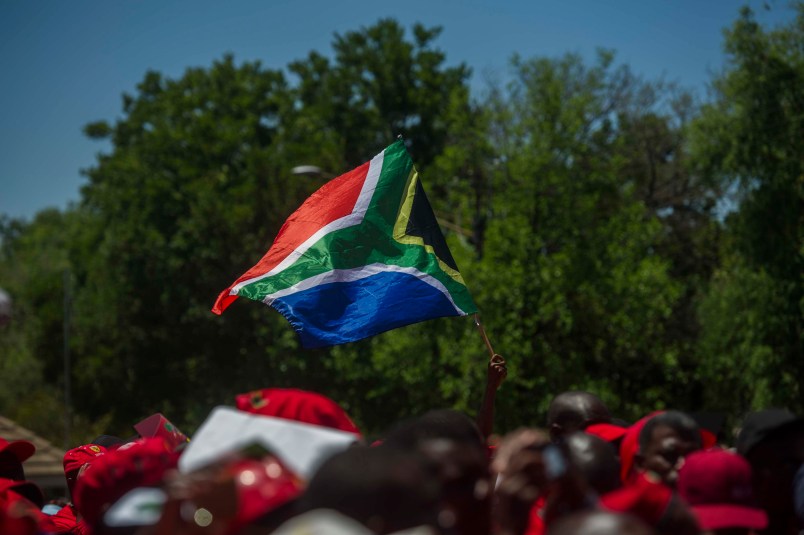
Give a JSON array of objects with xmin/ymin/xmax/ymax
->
[{"xmin": 473, "ymin": 313, "xmax": 496, "ymax": 360}]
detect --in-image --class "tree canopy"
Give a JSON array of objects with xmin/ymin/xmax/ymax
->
[{"xmin": 1, "ymin": 9, "xmax": 801, "ymax": 443}]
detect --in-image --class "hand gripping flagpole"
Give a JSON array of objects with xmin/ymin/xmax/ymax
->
[{"xmin": 473, "ymin": 313, "xmax": 496, "ymax": 360}]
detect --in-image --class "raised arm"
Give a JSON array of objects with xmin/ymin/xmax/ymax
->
[{"xmin": 477, "ymin": 354, "xmax": 507, "ymax": 441}]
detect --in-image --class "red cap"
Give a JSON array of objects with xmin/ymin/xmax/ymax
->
[
  {"xmin": 225, "ymin": 455, "xmax": 303, "ymax": 534},
  {"xmin": 0, "ymin": 438, "xmax": 35, "ymax": 464},
  {"xmin": 600, "ymin": 472, "xmax": 673, "ymax": 526},
  {"xmin": 63, "ymin": 444, "xmax": 107, "ymax": 476},
  {"xmin": 64, "ymin": 444, "xmax": 107, "ymax": 494},
  {"xmin": 0, "ymin": 480, "xmax": 47, "ymax": 535},
  {"xmin": 236, "ymin": 388, "xmax": 361, "ymax": 436},
  {"xmin": 677, "ymin": 449, "xmax": 767, "ymax": 531},
  {"xmin": 584, "ymin": 423, "xmax": 628, "ymax": 443},
  {"xmin": 73, "ymin": 438, "xmax": 178, "ymax": 527}
]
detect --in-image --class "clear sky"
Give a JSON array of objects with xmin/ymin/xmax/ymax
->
[{"xmin": 0, "ymin": 0, "xmax": 795, "ymax": 220}]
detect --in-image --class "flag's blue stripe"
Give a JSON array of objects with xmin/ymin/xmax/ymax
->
[{"xmin": 269, "ymin": 271, "xmax": 461, "ymax": 348}]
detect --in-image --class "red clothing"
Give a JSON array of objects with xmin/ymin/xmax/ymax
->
[
  {"xmin": 524, "ymin": 495, "xmax": 547, "ymax": 535},
  {"xmin": 601, "ymin": 472, "xmax": 673, "ymax": 526},
  {"xmin": 49, "ymin": 504, "xmax": 79, "ymax": 533}
]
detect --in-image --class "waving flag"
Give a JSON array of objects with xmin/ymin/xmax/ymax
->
[{"xmin": 212, "ymin": 140, "xmax": 476, "ymax": 348}]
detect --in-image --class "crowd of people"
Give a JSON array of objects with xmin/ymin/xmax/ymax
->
[{"xmin": 1, "ymin": 355, "xmax": 802, "ymax": 535}]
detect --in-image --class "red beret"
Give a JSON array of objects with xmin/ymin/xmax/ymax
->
[{"xmin": 236, "ymin": 388, "xmax": 361, "ymax": 436}]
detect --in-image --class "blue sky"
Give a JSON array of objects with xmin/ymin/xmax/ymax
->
[{"xmin": 0, "ymin": 0, "xmax": 795, "ymax": 220}]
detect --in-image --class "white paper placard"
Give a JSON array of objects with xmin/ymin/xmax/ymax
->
[{"xmin": 178, "ymin": 406, "xmax": 358, "ymax": 479}]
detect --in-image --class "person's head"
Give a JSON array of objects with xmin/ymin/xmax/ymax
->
[
  {"xmin": 636, "ymin": 411, "xmax": 702, "ymax": 487},
  {"xmin": 565, "ymin": 432, "xmax": 621, "ymax": 495},
  {"xmin": 73, "ymin": 438, "xmax": 178, "ymax": 529},
  {"xmin": 0, "ymin": 438, "xmax": 34, "ymax": 481},
  {"xmin": 63, "ymin": 444, "xmax": 107, "ymax": 496},
  {"xmin": 677, "ymin": 449, "xmax": 767, "ymax": 535},
  {"xmin": 547, "ymin": 392, "xmax": 611, "ymax": 441},
  {"xmin": 546, "ymin": 510, "xmax": 657, "ymax": 535},
  {"xmin": 736, "ymin": 409, "xmax": 804, "ymax": 531},
  {"xmin": 154, "ymin": 451, "xmax": 303, "ymax": 535},
  {"xmin": 418, "ymin": 438, "xmax": 491, "ymax": 535},
  {"xmin": 384, "ymin": 409, "xmax": 485, "ymax": 453},
  {"xmin": 301, "ymin": 446, "xmax": 440, "ymax": 534},
  {"xmin": 384, "ymin": 410, "xmax": 490, "ymax": 535}
]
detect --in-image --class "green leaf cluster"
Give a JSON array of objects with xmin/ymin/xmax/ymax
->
[{"xmin": 1, "ymin": 9, "xmax": 801, "ymax": 444}]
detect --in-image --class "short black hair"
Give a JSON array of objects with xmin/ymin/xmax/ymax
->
[
  {"xmin": 0, "ymin": 451, "xmax": 24, "ymax": 481},
  {"xmin": 638, "ymin": 411, "xmax": 701, "ymax": 453},
  {"xmin": 547, "ymin": 392, "xmax": 611, "ymax": 429},
  {"xmin": 301, "ymin": 445, "xmax": 440, "ymax": 534},
  {"xmin": 565, "ymin": 432, "xmax": 621, "ymax": 495},
  {"xmin": 383, "ymin": 409, "xmax": 484, "ymax": 451}
]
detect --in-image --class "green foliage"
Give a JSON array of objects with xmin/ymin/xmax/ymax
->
[
  {"xmin": 0, "ymin": 21, "xmax": 473, "ymax": 441},
  {"xmin": 473, "ymin": 53, "xmax": 687, "ymax": 424},
  {"xmin": 693, "ymin": 6, "xmax": 803, "ymax": 280},
  {"xmin": 697, "ymin": 253, "xmax": 797, "ymax": 412},
  {"xmin": 692, "ymin": 4, "xmax": 804, "ymax": 412},
  {"xmin": 1, "ymin": 11, "xmax": 801, "ymax": 445},
  {"xmin": 71, "ymin": 55, "xmax": 332, "ymax": 432},
  {"xmin": 0, "ymin": 211, "xmax": 112, "ymax": 444},
  {"xmin": 289, "ymin": 19, "xmax": 471, "ymax": 168},
  {"xmin": 327, "ymin": 52, "xmax": 697, "ymax": 432}
]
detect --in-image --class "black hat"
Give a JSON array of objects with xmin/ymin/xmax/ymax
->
[
  {"xmin": 91, "ymin": 435, "xmax": 126, "ymax": 449},
  {"xmin": 736, "ymin": 408, "xmax": 804, "ymax": 456}
]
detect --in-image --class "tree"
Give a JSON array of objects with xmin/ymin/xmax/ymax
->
[
  {"xmin": 478, "ymin": 51, "xmax": 688, "ymax": 424},
  {"xmin": 20, "ymin": 20, "xmax": 475, "ymax": 436},
  {"xmin": 289, "ymin": 19, "xmax": 471, "ymax": 169},
  {"xmin": 0, "ymin": 211, "xmax": 111, "ymax": 444},
  {"xmin": 614, "ymin": 83, "xmax": 724, "ymax": 410},
  {"xmin": 66, "ymin": 56, "xmax": 315, "ymax": 431},
  {"xmin": 692, "ymin": 4, "xmax": 804, "ymax": 413},
  {"xmin": 327, "ymin": 52, "xmax": 692, "ymax": 432}
]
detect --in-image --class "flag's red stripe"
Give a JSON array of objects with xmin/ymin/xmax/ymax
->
[{"xmin": 212, "ymin": 161, "xmax": 370, "ymax": 314}]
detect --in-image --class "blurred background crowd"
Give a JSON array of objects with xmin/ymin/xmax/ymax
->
[{"xmin": 1, "ymin": 373, "xmax": 803, "ymax": 534}]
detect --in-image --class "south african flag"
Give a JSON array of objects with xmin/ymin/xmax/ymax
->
[{"xmin": 212, "ymin": 140, "xmax": 477, "ymax": 348}]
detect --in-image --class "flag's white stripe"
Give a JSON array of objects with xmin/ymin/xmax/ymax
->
[
  {"xmin": 262, "ymin": 263, "xmax": 467, "ymax": 316},
  {"xmin": 231, "ymin": 150, "xmax": 385, "ymax": 294}
]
